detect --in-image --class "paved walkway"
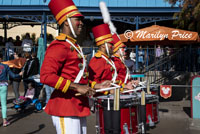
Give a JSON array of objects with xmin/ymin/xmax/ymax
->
[{"xmin": 1, "ymin": 84, "xmax": 200, "ymax": 134}]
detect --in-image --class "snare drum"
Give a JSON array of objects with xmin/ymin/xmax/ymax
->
[
  {"xmin": 150, "ymin": 86, "xmax": 158, "ymax": 95},
  {"xmin": 95, "ymin": 94, "xmax": 139, "ymax": 134},
  {"xmin": 137, "ymin": 93, "xmax": 159, "ymax": 126}
]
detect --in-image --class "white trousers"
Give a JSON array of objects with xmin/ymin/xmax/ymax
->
[{"xmin": 52, "ymin": 116, "xmax": 87, "ymax": 134}]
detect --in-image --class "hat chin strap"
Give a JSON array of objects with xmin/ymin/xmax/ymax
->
[
  {"xmin": 67, "ymin": 17, "xmax": 77, "ymax": 38},
  {"xmin": 119, "ymin": 48, "xmax": 124, "ymax": 61},
  {"xmin": 105, "ymin": 42, "xmax": 110, "ymax": 57}
]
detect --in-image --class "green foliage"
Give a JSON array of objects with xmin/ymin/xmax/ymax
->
[{"xmin": 166, "ymin": 0, "xmax": 200, "ymax": 33}]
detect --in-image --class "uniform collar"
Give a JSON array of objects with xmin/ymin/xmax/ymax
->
[
  {"xmin": 113, "ymin": 53, "xmax": 120, "ymax": 58},
  {"xmin": 56, "ymin": 33, "xmax": 77, "ymax": 44},
  {"xmin": 95, "ymin": 50, "xmax": 109, "ymax": 58}
]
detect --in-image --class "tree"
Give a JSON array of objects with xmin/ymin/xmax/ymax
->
[{"xmin": 165, "ymin": 0, "xmax": 200, "ymax": 33}]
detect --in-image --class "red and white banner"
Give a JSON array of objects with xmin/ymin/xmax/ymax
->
[{"xmin": 160, "ymin": 85, "xmax": 172, "ymax": 99}]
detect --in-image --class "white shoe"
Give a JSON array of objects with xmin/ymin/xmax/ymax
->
[{"xmin": 43, "ymin": 106, "xmax": 46, "ymax": 110}]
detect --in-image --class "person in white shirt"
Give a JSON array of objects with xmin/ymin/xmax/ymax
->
[
  {"xmin": 21, "ymin": 33, "xmax": 33, "ymax": 53},
  {"xmin": 5, "ymin": 37, "xmax": 15, "ymax": 60}
]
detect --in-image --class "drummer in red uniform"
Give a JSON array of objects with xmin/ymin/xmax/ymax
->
[
  {"xmin": 112, "ymin": 34, "xmax": 138, "ymax": 91},
  {"xmin": 40, "ymin": 0, "xmax": 110, "ymax": 134},
  {"xmin": 88, "ymin": 24, "xmax": 117, "ymax": 94}
]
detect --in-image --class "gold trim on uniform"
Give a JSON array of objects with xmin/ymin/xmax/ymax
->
[
  {"xmin": 95, "ymin": 34, "xmax": 112, "ymax": 42},
  {"xmin": 56, "ymin": 5, "xmax": 77, "ymax": 20},
  {"xmin": 113, "ymin": 41, "xmax": 122, "ymax": 52},
  {"xmin": 94, "ymin": 50, "xmax": 109, "ymax": 58},
  {"xmin": 96, "ymin": 38, "xmax": 113, "ymax": 46},
  {"xmin": 120, "ymin": 82, "xmax": 125, "ymax": 92},
  {"xmin": 66, "ymin": 35, "xmax": 77, "ymax": 44},
  {"xmin": 55, "ymin": 77, "xmax": 64, "ymax": 89},
  {"xmin": 62, "ymin": 80, "xmax": 71, "ymax": 93},
  {"xmin": 91, "ymin": 81, "xmax": 96, "ymax": 89},
  {"xmin": 58, "ymin": 10, "xmax": 82, "ymax": 25},
  {"xmin": 67, "ymin": 10, "xmax": 81, "ymax": 18},
  {"xmin": 104, "ymin": 91, "xmax": 109, "ymax": 95},
  {"xmin": 59, "ymin": 117, "xmax": 66, "ymax": 134}
]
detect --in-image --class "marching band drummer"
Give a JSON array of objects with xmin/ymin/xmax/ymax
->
[
  {"xmin": 40, "ymin": 0, "xmax": 110, "ymax": 134},
  {"xmin": 111, "ymin": 34, "xmax": 139, "ymax": 92},
  {"xmin": 88, "ymin": 24, "xmax": 117, "ymax": 95}
]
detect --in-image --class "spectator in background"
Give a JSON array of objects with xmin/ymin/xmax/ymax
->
[
  {"xmin": 22, "ymin": 52, "xmax": 39, "ymax": 97},
  {"xmin": 47, "ymin": 34, "xmax": 54, "ymax": 46},
  {"xmin": 15, "ymin": 82, "xmax": 35, "ymax": 104},
  {"xmin": 30, "ymin": 52, "xmax": 40, "ymax": 98},
  {"xmin": 138, "ymin": 46, "xmax": 145, "ymax": 71},
  {"xmin": 124, "ymin": 49, "xmax": 136, "ymax": 74},
  {"xmin": 5, "ymin": 37, "xmax": 14, "ymax": 60},
  {"xmin": 155, "ymin": 45, "xmax": 164, "ymax": 61},
  {"xmin": 43, "ymin": 85, "xmax": 54, "ymax": 109},
  {"xmin": 30, "ymin": 52, "xmax": 39, "ymax": 76},
  {"xmin": 11, "ymin": 52, "xmax": 23, "ymax": 101},
  {"xmin": 0, "ymin": 53, "xmax": 22, "ymax": 127},
  {"xmin": 130, "ymin": 49, "xmax": 136, "ymax": 62},
  {"xmin": 22, "ymin": 52, "xmax": 32, "ymax": 96},
  {"xmin": 21, "ymin": 33, "xmax": 33, "ymax": 54},
  {"xmin": 14, "ymin": 36, "xmax": 22, "ymax": 47}
]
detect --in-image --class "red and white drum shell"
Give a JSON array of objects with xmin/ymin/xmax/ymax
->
[{"xmin": 95, "ymin": 94, "xmax": 140, "ymax": 134}]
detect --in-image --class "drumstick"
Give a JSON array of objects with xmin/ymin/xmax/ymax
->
[
  {"xmin": 122, "ymin": 86, "xmax": 145, "ymax": 93},
  {"xmin": 111, "ymin": 83, "xmax": 121, "ymax": 88},
  {"xmin": 75, "ymin": 86, "xmax": 119, "ymax": 96},
  {"xmin": 113, "ymin": 88, "xmax": 120, "ymax": 111},
  {"xmin": 147, "ymin": 84, "xmax": 151, "ymax": 94}
]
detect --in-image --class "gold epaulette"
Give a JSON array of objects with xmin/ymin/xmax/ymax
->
[
  {"xmin": 56, "ymin": 33, "xmax": 77, "ymax": 44},
  {"xmin": 56, "ymin": 33, "xmax": 67, "ymax": 41},
  {"xmin": 94, "ymin": 51, "xmax": 109, "ymax": 58},
  {"xmin": 94, "ymin": 52, "xmax": 102, "ymax": 58}
]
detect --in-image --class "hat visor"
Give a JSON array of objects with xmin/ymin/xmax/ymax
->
[
  {"xmin": 107, "ymin": 40, "xmax": 114, "ymax": 45},
  {"xmin": 71, "ymin": 13, "xmax": 84, "ymax": 18}
]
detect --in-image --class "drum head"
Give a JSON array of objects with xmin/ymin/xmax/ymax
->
[
  {"xmin": 96, "ymin": 94, "xmax": 137, "ymax": 100},
  {"xmin": 96, "ymin": 94, "xmax": 139, "ymax": 108},
  {"xmin": 136, "ymin": 93, "xmax": 159, "ymax": 103}
]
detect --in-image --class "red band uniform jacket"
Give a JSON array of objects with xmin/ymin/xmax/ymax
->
[
  {"xmin": 88, "ymin": 51, "xmax": 114, "ymax": 90},
  {"xmin": 112, "ymin": 54, "xmax": 131, "ymax": 90},
  {"xmin": 112, "ymin": 54, "xmax": 127, "ymax": 83},
  {"xmin": 40, "ymin": 33, "xmax": 90, "ymax": 117}
]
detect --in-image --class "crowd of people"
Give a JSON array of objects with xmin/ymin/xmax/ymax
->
[
  {"xmin": 0, "ymin": 33, "xmax": 38, "ymax": 61},
  {"xmin": 0, "ymin": 50, "xmax": 40, "ymax": 127}
]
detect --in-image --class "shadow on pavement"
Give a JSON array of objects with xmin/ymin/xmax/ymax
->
[
  {"xmin": 26, "ymin": 124, "xmax": 45, "ymax": 134},
  {"xmin": 183, "ymin": 107, "xmax": 191, "ymax": 118},
  {"xmin": 159, "ymin": 108, "xmax": 169, "ymax": 112}
]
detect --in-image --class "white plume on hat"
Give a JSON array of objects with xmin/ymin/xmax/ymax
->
[
  {"xmin": 99, "ymin": 1, "xmax": 110, "ymax": 23},
  {"xmin": 99, "ymin": 1, "xmax": 117, "ymax": 34}
]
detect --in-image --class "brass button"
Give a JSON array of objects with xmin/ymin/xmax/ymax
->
[
  {"xmin": 77, "ymin": 54, "xmax": 82, "ymax": 59},
  {"xmin": 70, "ymin": 46, "xmax": 75, "ymax": 51},
  {"xmin": 131, "ymin": 112, "xmax": 135, "ymax": 116},
  {"xmin": 83, "ymin": 72, "xmax": 88, "ymax": 79},
  {"xmin": 110, "ymin": 67, "xmax": 113, "ymax": 71},
  {"xmin": 78, "ymin": 63, "xmax": 83, "ymax": 69}
]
